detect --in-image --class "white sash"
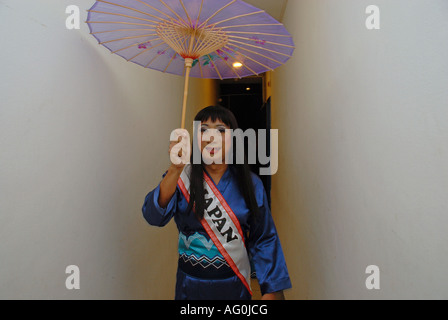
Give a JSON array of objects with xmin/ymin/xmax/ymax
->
[{"xmin": 177, "ymin": 164, "xmax": 252, "ymax": 295}]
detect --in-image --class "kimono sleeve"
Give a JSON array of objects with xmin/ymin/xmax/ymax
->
[
  {"xmin": 248, "ymin": 178, "xmax": 292, "ymax": 295},
  {"xmin": 142, "ymin": 171, "xmax": 179, "ymax": 227}
]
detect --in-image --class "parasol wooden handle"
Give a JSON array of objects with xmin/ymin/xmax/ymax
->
[{"xmin": 181, "ymin": 58, "xmax": 194, "ymax": 129}]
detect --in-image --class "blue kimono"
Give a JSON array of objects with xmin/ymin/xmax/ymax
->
[{"xmin": 142, "ymin": 166, "xmax": 291, "ymax": 300}]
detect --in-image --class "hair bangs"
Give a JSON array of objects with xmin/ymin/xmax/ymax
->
[{"xmin": 194, "ymin": 106, "xmax": 237, "ymax": 129}]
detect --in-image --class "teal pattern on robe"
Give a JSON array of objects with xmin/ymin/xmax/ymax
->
[{"xmin": 178, "ymin": 232, "xmax": 229, "ymax": 269}]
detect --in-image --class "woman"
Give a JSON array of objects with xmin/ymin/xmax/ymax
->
[{"xmin": 142, "ymin": 106, "xmax": 291, "ymax": 300}]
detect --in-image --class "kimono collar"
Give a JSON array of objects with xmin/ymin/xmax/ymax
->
[{"xmin": 203, "ymin": 165, "xmax": 233, "ymax": 193}]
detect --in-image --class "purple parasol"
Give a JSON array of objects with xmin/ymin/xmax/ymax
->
[{"xmin": 87, "ymin": 0, "xmax": 295, "ymax": 128}]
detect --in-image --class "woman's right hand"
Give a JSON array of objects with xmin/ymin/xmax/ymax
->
[
  {"xmin": 158, "ymin": 129, "xmax": 190, "ymax": 208},
  {"xmin": 168, "ymin": 129, "xmax": 190, "ymax": 170}
]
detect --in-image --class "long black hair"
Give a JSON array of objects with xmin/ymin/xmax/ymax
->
[{"xmin": 186, "ymin": 106, "xmax": 260, "ymax": 221}]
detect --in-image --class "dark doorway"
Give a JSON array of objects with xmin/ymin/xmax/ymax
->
[{"xmin": 218, "ymin": 76, "xmax": 272, "ymax": 209}]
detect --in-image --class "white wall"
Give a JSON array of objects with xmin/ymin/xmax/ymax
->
[
  {"xmin": 0, "ymin": 0, "xmax": 199, "ymax": 299},
  {"xmin": 271, "ymin": 0, "xmax": 448, "ymax": 299}
]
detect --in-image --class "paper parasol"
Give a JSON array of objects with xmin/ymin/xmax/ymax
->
[{"xmin": 87, "ymin": 0, "xmax": 295, "ymax": 129}]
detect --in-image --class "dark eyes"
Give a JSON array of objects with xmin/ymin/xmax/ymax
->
[{"xmin": 201, "ymin": 128, "xmax": 226, "ymax": 133}]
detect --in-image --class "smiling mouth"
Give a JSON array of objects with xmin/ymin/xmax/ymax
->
[{"xmin": 206, "ymin": 147, "xmax": 221, "ymax": 154}]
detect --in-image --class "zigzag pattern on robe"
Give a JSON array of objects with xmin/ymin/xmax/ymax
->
[
  {"xmin": 178, "ymin": 232, "xmax": 231, "ymax": 269},
  {"xmin": 179, "ymin": 253, "xmax": 230, "ymax": 270}
]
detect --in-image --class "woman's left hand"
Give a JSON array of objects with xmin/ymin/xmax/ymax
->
[{"xmin": 261, "ymin": 291, "xmax": 285, "ymax": 300}]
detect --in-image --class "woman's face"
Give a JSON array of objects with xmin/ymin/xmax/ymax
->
[{"xmin": 198, "ymin": 118, "xmax": 232, "ymax": 165}]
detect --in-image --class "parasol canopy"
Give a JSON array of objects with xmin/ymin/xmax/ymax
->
[{"xmin": 87, "ymin": 0, "xmax": 295, "ymax": 128}]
